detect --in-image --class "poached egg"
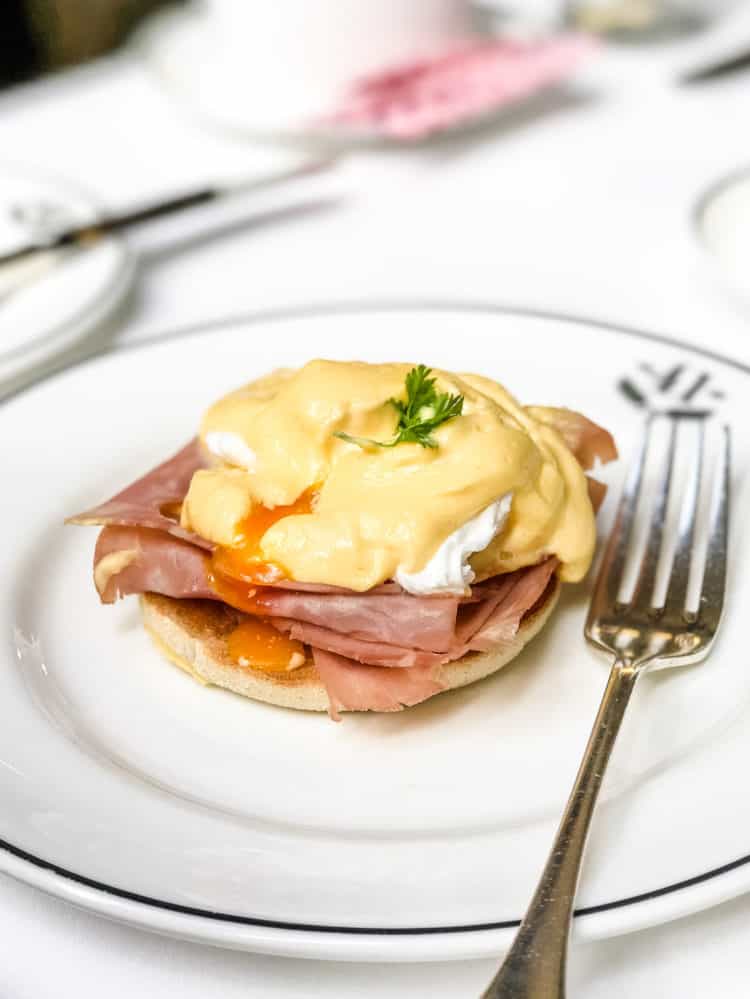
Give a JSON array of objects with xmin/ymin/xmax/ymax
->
[{"xmin": 180, "ymin": 360, "xmax": 597, "ymax": 592}]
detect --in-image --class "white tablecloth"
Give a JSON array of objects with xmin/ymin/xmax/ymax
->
[{"xmin": 3, "ymin": 8, "xmax": 750, "ymax": 995}]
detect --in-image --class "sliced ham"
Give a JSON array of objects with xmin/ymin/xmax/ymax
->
[
  {"xmin": 309, "ymin": 562, "xmax": 557, "ymax": 718},
  {"xmin": 94, "ymin": 526, "xmax": 214, "ymax": 604},
  {"xmin": 251, "ymin": 589, "xmax": 465, "ymax": 653},
  {"xmin": 277, "ymin": 619, "xmax": 448, "ymax": 669},
  {"xmin": 586, "ymin": 477, "xmax": 608, "ymax": 513},
  {"xmin": 528, "ymin": 406, "xmax": 616, "ymax": 514},
  {"xmin": 528, "ymin": 406, "xmax": 618, "ymax": 471},
  {"xmin": 454, "ymin": 571, "xmax": 522, "ymax": 643},
  {"xmin": 91, "ymin": 519, "xmax": 556, "ymax": 671},
  {"xmin": 68, "ymin": 439, "xmax": 212, "ymax": 549},
  {"xmin": 470, "ymin": 558, "xmax": 558, "ymax": 651},
  {"xmin": 312, "ymin": 649, "xmax": 445, "ymax": 721},
  {"xmin": 90, "ymin": 525, "xmax": 468, "ymax": 649},
  {"xmin": 272, "ymin": 559, "xmax": 557, "ymax": 670},
  {"xmin": 269, "ymin": 579, "xmax": 404, "ymax": 595}
]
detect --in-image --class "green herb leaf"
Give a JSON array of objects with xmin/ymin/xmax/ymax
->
[{"xmin": 333, "ymin": 365, "xmax": 464, "ymax": 451}]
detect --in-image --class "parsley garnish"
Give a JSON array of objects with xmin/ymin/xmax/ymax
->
[{"xmin": 333, "ymin": 365, "xmax": 464, "ymax": 450}]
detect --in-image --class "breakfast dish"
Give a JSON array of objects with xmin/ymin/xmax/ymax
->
[
  {"xmin": 69, "ymin": 359, "xmax": 616, "ymax": 718},
  {"xmin": 2, "ymin": 306, "xmax": 748, "ymax": 958}
]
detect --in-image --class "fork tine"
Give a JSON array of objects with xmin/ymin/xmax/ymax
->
[
  {"xmin": 629, "ymin": 417, "xmax": 678, "ymax": 613},
  {"xmin": 697, "ymin": 425, "xmax": 730, "ymax": 633},
  {"xmin": 662, "ymin": 419, "xmax": 706, "ymax": 617},
  {"xmin": 587, "ymin": 415, "xmax": 652, "ymax": 622}
]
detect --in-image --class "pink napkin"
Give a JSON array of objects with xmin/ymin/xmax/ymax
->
[{"xmin": 327, "ymin": 35, "xmax": 596, "ymax": 139}]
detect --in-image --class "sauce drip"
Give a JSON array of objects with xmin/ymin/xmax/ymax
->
[
  {"xmin": 211, "ymin": 489, "xmax": 315, "ymax": 587},
  {"xmin": 227, "ymin": 619, "xmax": 306, "ymax": 673}
]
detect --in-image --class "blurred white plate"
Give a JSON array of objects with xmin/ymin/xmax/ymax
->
[
  {"xmin": 0, "ymin": 165, "xmax": 135, "ymax": 387},
  {"xmin": 0, "ymin": 303, "xmax": 748, "ymax": 961},
  {"xmin": 694, "ymin": 166, "xmax": 750, "ymax": 304}
]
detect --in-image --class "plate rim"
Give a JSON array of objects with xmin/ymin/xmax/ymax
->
[
  {"xmin": 692, "ymin": 161, "xmax": 750, "ymax": 246},
  {"xmin": 0, "ymin": 160, "xmax": 137, "ymax": 384},
  {"xmin": 2, "ymin": 298, "xmax": 749, "ymax": 953}
]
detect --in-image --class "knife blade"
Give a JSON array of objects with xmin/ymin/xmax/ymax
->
[
  {"xmin": 0, "ymin": 155, "xmax": 336, "ymax": 269},
  {"xmin": 682, "ymin": 47, "xmax": 750, "ymax": 84}
]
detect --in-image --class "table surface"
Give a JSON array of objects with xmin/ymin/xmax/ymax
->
[{"xmin": 3, "ymin": 7, "xmax": 750, "ymax": 996}]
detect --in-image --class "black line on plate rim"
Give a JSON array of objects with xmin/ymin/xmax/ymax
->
[
  {"xmin": 3, "ymin": 299, "xmax": 750, "ymax": 410},
  {"xmin": 2, "ymin": 834, "xmax": 750, "ymax": 935},
  {"xmin": 2, "ymin": 298, "xmax": 748, "ymax": 939}
]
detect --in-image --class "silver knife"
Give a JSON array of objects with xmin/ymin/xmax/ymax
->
[
  {"xmin": 0, "ymin": 155, "xmax": 336, "ymax": 269},
  {"xmin": 682, "ymin": 47, "xmax": 750, "ymax": 84}
]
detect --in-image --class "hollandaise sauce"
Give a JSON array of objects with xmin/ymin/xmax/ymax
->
[{"xmin": 181, "ymin": 360, "xmax": 597, "ymax": 594}]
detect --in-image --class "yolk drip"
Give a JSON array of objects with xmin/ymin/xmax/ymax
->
[
  {"xmin": 211, "ymin": 490, "xmax": 315, "ymax": 670},
  {"xmin": 209, "ymin": 574, "xmax": 266, "ymax": 616},
  {"xmin": 211, "ymin": 489, "xmax": 315, "ymax": 587},
  {"xmin": 227, "ymin": 619, "xmax": 306, "ymax": 673}
]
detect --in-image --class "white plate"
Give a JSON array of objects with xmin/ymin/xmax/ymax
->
[
  {"xmin": 1, "ymin": 303, "xmax": 748, "ymax": 962},
  {"xmin": 694, "ymin": 165, "xmax": 750, "ymax": 306},
  {"xmin": 0, "ymin": 165, "xmax": 135, "ymax": 388}
]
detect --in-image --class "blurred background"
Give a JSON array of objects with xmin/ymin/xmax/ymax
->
[
  {"xmin": 0, "ymin": 0, "xmax": 179, "ymax": 84},
  {"xmin": 4, "ymin": 2, "xmax": 750, "ymax": 999},
  {"xmin": 2, "ymin": 0, "xmax": 750, "ymax": 389},
  {"xmin": 0, "ymin": 0, "xmax": 738, "ymax": 88}
]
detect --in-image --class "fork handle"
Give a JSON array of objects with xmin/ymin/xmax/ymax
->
[{"xmin": 482, "ymin": 660, "xmax": 639, "ymax": 999}]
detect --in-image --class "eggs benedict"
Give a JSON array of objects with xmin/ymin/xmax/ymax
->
[{"xmin": 69, "ymin": 359, "xmax": 617, "ymax": 718}]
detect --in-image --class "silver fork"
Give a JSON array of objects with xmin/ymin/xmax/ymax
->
[{"xmin": 482, "ymin": 412, "xmax": 730, "ymax": 999}]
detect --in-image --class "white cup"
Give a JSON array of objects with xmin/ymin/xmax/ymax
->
[{"xmin": 197, "ymin": 0, "xmax": 475, "ymax": 118}]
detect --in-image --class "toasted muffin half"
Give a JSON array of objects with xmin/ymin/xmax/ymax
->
[{"xmin": 140, "ymin": 577, "xmax": 560, "ymax": 714}]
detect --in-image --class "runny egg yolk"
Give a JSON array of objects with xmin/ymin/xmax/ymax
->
[
  {"xmin": 211, "ymin": 491, "xmax": 315, "ymax": 671},
  {"xmin": 210, "ymin": 489, "xmax": 316, "ymax": 588},
  {"xmin": 227, "ymin": 619, "xmax": 306, "ymax": 673}
]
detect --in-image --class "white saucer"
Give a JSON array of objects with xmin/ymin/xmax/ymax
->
[
  {"xmin": 0, "ymin": 165, "xmax": 136, "ymax": 388},
  {"xmin": 694, "ymin": 165, "xmax": 750, "ymax": 306}
]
